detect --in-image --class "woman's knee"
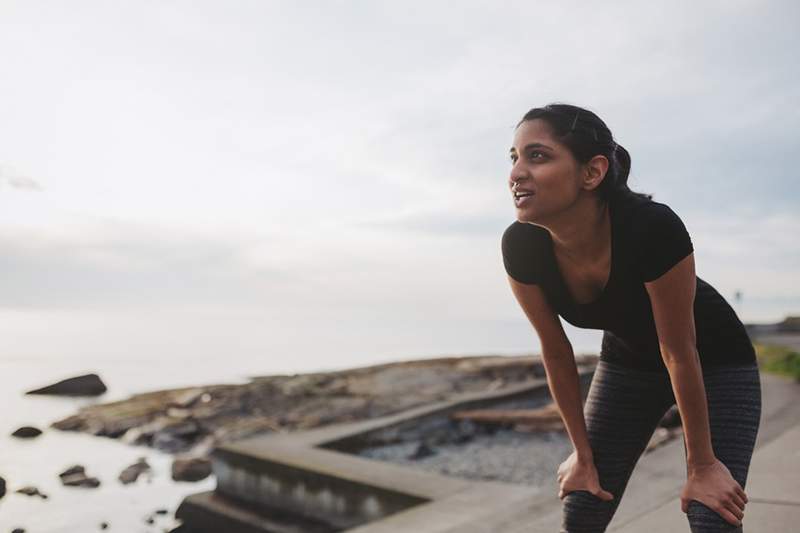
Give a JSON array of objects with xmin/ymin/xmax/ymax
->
[
  {"xmin": 561, "ymin": 490, "xmax": 618, "ymax": 533},
  {"xmin": 686, "ymin": 499, "xmax": 743, "ymax": 532}
]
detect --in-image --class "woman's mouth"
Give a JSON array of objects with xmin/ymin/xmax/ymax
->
[{"xmin": 514, "ymin": 191, "xmax": 535, "ymax": 207}]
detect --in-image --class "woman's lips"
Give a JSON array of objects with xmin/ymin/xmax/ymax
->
[{"xmin": 514, "ymin": 192, "xmax": 535, "ymax": 207}]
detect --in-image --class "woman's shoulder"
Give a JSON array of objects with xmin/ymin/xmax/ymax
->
[
  {"xmin": 613, "ymin": 193, "xmax": 694, "ymax": 282},
  {"xmin": 501, "ymin": 220, "xmax": 551, "ymax": 285},
  {"xmin": 614, "ymin": 193, "xmax": 687, "ymax": 234}
]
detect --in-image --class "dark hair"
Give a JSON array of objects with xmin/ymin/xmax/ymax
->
[{"xmin": 516, "ymin": 103, "xmax": 652, "ymax": 204}]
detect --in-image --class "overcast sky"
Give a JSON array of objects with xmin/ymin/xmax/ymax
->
[{"xmin": 0, "ymin": 0, "xmax": 798, "ymax": 373}]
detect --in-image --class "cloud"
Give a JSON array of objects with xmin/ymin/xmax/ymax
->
[
  {"xmin": 0, "ymin": 220, "xmax": 300, "ymax": 310},
  {"xmin": 0, "ymin": 164, "xmax": 43, "ymax": 191}
]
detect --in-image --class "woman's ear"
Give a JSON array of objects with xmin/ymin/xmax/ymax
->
[{"xmin": 583, "ymin": 154, "xmax": 609, "ymax": 192}]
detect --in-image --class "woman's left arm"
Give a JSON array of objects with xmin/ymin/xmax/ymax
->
[{"xmin": 645, "ymin": 252, "xmax": 747, "ymax": 527}]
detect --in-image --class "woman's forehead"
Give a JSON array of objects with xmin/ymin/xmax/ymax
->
[{"xmin": 512, "ymin": 119, "xmax": 559, "ymax": 151}]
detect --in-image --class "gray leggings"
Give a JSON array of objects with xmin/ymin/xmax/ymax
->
[{"xmin": 561, "ymin": 360, "xmax": 762, "ymax": 533}]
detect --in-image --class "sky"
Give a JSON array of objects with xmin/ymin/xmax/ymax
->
[{"xmin": 0, "ymin": 0, "xmax": 798, "ymax": 373}]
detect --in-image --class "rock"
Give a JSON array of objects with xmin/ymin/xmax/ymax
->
[
  {"xmin": 26, "ymin": 373, "xmax": 107, "ymax": 396},
  {"xmin": 59, "ymin": 464, "xmax": 86, "ymax": 478},
  {"xmin": 154, "ymin": 508, "xmax": 168, "ymax": 514},
  {"xmin": 59, "ymin": 464, "xmax": 100, "ymax": 488},
  {"xmin": 152, "ymin": 418, "xmax": 204, "ymax": 453},
  {"xmin": 16, "ymin": 485, "xmax": 48, "ymax": 498},
  {"xmin": 0, "ymin": 475, "xmax": 5, "ymax": 499},
  {"xmin": 118, "ymin": 457, "xmax": 151, "ymax": 485},
  {"xmin": 169, "ymin": 388, "xmax": 206, "ymax": 408},
  {"xmin": 11, "ymin": 426, "xmax": 43, "ymax": 438},
  {"xmin": 171, "ymin": 457, "xmax": 212, "ymax": 482},
  {"xmin": 659, "ymin": 405, "xmax": 682, "ymax": 428},
  {"xmin": 12, "ymin": 528, "xmax": 26, "ymax": 533},
  {"xmin": 61, "ymin": 473, "xmax": 101, "ymax": 488},
  {"xmin": 100, "ymin": 522, "xmax": 109, "ymax": 529},
  {"xmin": 408, "ymin": 442, "xmax": 436, "ymax": 460}
]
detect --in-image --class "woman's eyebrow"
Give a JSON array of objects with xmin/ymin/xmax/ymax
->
[{"xmin": 509, "ymin": 142, "xmax": 553, "ymax": 153}]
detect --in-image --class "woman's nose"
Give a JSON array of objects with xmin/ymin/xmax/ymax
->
[{"xmin": 510, "ymin": 170, "xmax": 527, "ymax": 188}]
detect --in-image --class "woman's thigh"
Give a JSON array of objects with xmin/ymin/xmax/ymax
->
[
  {"xmin": 561, "ymin": 360, "xmax": 675, "ymax": 533},
  {"xmin": 681, "ymin": 363, "xmax": 762, "ymax": 532}
]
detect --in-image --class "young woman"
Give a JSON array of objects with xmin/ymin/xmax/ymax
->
[{"xmin": 501, "ymin": 103, "xmax": 761, "ymax": 532}]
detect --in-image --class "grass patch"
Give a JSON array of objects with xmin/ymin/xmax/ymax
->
[{"xmin": 754, "ymin": 343, "xmax": 800, "ymax": 381}]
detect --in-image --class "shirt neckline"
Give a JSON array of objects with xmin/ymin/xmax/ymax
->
[{"xmin": 548, "ymin": 198, "xmax": 616, "ymax": 308}]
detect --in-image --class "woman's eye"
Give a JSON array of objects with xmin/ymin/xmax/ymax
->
[
  {"xmin": 509, "ymin": 155, "xmax": 517, "ymax": 164},
  {"xmin": 529, "ymin": 151, "xmax": 543, "ymax": 160}
]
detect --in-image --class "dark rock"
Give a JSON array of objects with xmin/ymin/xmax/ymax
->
[
  {"xmin": 144, "ymin": 515, "xmax": 155, "ymax": 524},
  {"xmin": 408, "ymin": 442, "xmax": 436, "ymax": 460},
  {"xmin": 0, "ymin": 475, "xmax": 5, "ymax": 499},
  {"xmin": 171, "ymin": 457, "xmax": 212, "ymax": 482},
  {"xmin": 100, "ymin": 522, "xmax": 109, "ymax": 529},
  {"xmin": 59, "ymin": 464, "xmax": 86, "ymax": 478},
  {"xmin": 61, "ymin": 473, "xmax": 101, "ymax": 488},
  {"xmin": 26, "ymin": 373, "xmax": 107, "ymax": 396},
  {"xmin": 118, "ymin": 457, "xmax": 152, "ymax": 485},
  {"xmin": 152, "ymin": 419, "xmax": 203, "ymax": 453},
  {"xmin": 59, "ymin": 464, "xmax": 100, "ymax": 487},
  {"xmin": 16, "ymin": 485, "xmax": 48, "ymax": 498},
  {"xmin": 11, "ymin": 426, "xmax": 43, "ymax": 438},
  {"xmin": 454, "ymin": 432, "xmax": 474, "ymax": 444},
  {"xmin": 155, "ymin": 508, "xmax": 169, "ymax": 514},
  {"xmin": 659, "ymin": 405, "xmax": 682, "ymax": 428},
  {"xmin": 12, "ymin": 528, "xmax": 26, "ymax": 533}
]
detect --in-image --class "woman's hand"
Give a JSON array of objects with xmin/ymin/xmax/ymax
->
[
  {"xmin": 680, "ymin": 458, "xmax": 748, "ymax": 527},
  {"xmin": 556, "ymin": 451, "xmax": 614, "ymax": 501}
]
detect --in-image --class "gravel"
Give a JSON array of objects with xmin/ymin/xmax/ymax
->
[{"xmin": 359, "ymin": 427, "xmax": 572, "ymax": 488}]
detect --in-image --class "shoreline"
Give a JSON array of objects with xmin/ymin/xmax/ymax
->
[{"xmin": 48, "ymin": 352, "xmax": 600, "ymax": 460}]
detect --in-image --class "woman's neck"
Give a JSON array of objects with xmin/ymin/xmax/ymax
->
[{"xmin": 547, "ymin": 197, "xmax": 610, "ymax": 265}]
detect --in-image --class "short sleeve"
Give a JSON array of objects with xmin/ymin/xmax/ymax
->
[
  {"xmin": 501, "ymin": 222, "xmax": 543, "ymax": 285},
  {"xmin": 631, "ymin": 202, "xmax": 694, "ymax": 282}
]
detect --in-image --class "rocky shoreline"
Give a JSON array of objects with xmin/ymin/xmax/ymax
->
[
  {"xmin": 4, "ymin": 352, "xmax": 687, "ymax": 531},
  {"xmin": 48, "ymin": 353, "xmax": 598, "ymax": 459}
]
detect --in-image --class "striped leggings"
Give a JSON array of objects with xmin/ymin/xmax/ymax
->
[{"xmin": 561, "ymin": 360, "xmax": 762, "ymax": 533}]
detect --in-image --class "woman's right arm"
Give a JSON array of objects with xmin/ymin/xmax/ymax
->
[{"xmin": 506, "ymin": 277, "xmax": 594, "ymax": 462}]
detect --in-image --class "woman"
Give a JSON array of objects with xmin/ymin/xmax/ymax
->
[{"xmin": 501, "ymin": 103, "xmax": 761, "ymax": 532}]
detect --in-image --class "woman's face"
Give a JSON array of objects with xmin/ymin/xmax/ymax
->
[{"xmin": 508, "ymin": 118, "xmax": 584, "ymax": 224}]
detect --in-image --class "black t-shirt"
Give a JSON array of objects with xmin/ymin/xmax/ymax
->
[{"xmin": 501, "ymin": 192, "xmax": 756, "ymax": 373}]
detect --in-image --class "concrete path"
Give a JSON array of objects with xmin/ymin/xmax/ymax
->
[
  {"xmin": 460, "ymin": 369, "xmax": 800, "ymax": 532},
  {"xmin": 613, "ymin": 425, "xmax": 800, "ymax": 532}
]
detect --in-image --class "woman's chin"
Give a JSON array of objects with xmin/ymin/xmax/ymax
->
[{"xmin": 514, "ymin": 208, "xmax": 537, "ymax": 223}]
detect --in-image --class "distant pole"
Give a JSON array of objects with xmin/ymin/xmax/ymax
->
[{"xmin": 733, "ymin": 290, "xmax": 743, "ymax": 319}]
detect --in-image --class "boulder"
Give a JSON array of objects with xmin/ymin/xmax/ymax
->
[
  {"xmin": 16, "ymin": 485, "xmax": 48, "ymax": 498},
  {"xmin": 659, "ymin": 405, "xmax": 682, "ymax": 428},
  {"xmin": 59, "ymin": 464, "xmax": 85, "ymax": 478},
  {"xmin": 171, "ymin": 457, "xmax": 212, "ymax": 482},
  {"xmin": 61, "ymin": 473, "xmax": 101, "ymax": 488},
  {"xmin": 0, "ymin": 475, "xmax": 5, "ymax": 499},
  {"xmin": 26, "ymin": 374, "xmax": 107, "ymax": 396},
  {"xmin": 408, "ymin": 442, "xmax": 436, "ymax": 460},
  {"xmin": 11, "ymin": 426, "xmax": 43, "ymax": 439},
  {"xmin": 118, "ymin": 457, "xmax": 151, "ymax": 485},
  {"xmin": 59, "ymin": 464, "xmax": 100, "ymax": 488}
]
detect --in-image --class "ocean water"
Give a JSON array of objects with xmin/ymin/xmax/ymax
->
[{"xmin": 0, "ymin": 356, "xmax": 249, "ymax": 532}]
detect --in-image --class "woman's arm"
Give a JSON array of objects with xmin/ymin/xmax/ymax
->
[
  {"xmin": 645, "ymin": 252, "xmax": 747, "ymax": 526},
  {"xmin": 507, "ymin": 276, "xmax": 613, "ymax": 500},
  {"xmin": 644, "ymin": 252, "xmax": 714, "ymax": 465},
  {"xmin": 506, "ymin": 278, "xmax": 592, "ymax": 459}
]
